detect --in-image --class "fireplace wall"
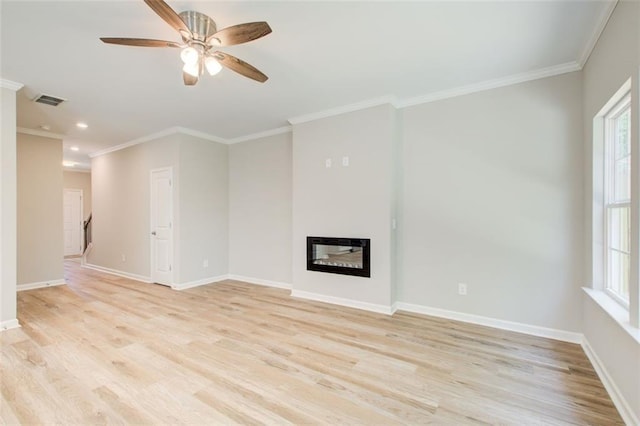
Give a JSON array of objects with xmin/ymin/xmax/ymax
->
[{"xmin": 291, "ymin": 103, "xmax": 399, "ymax": 310}]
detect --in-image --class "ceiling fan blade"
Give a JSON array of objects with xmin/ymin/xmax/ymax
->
[
  {"xmin": 207, "ymin": 22, "xmax": 272, "ymax": 46},
  {"xmin": 144, "ymin": 0, "xmax": 192, "ymax": 39},
  {"xmin": 100, "ymin": 38, "xmax": 182, "ymax": 48},
  {"xmin": 213, "ymin": 51, "xmax": 268, "ymax": 82}
]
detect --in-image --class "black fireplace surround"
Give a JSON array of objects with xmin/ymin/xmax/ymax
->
[{"xmin": 307, "ymin": 237, "xmax": 371, "ymax": 278}]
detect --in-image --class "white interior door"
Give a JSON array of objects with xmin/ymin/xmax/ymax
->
[
  {"xmin": 150, "ymin": 168, "xmax": 173, "ymax": 285},
  {"xmin": 63, "ymin": 189, "xmax": 83, "ymax": 256}
]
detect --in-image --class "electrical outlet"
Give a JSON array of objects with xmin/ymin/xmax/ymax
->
[
  {"xmin": 203, "ymin": 259, "xmax": 209, "ymax": 268},
  {"xmin": 458, "ymin": 283, "xmax": 467, "ymax": 295},
  {"xmin": 342, "ymin": 156, "xmax": 349, "ymax": 166},
  {"xmin": 121, "ymin": 254, "xmax": 126, "ymax": 262},
  {"xmin": 325, "ymin": 158, "xmax": 332, "ymax": 168}
]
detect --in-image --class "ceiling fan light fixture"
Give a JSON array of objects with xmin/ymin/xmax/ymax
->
[
  {"xmin": 100, "ymin": 1, "xmax": 271, "ymax": 86},
  {"xmin": 180, "ymin": 46, "xmax": 199, "ymax": 65},
  {"xmin": 205, "ymin": 56, "xmax": 222, "ymax": 76},
  {"xmin": 183, "ymin": 62, "xmax": 200, "ymax": 77}
]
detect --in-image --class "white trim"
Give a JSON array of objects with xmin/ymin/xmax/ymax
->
[
  {"xmin": 63, "ymin": 167, "xmax": 91, "ymax": 173},
  {"xmin": 89, "ymin": 127, "xmax": 226, "ymax": 158},
  {"xmin": 288, "ymin": 96, "xmax": 398, "ymax": 125},
  {"xmin": 228, "ymin": 274, "xmax": 291, "ymax": 290},
  {"xmin": 17, "ymin": 279, "xmax": 66, "ymax": 292},
  {"xmin": 82, "ymin": 263, "xmax": 152, "ymax": 283},
  {"xmin": 171, "ymin": 274, "xmax": 229, "ymax": 290},
  {"xmin": 1, "ymin": 319, "xmax": 21, "ymax": 331},
  {"xmin": 583, "ymin": 287, "xmax": 640, "ymax": 343},
  {"xmin": 291, "ymin": 289, "xmax": 395, "ymax": 315},
  {"xmin": 0, "ymin": 319, "xmax": 20, "ymax": 331},
  {"xmin": 227, "ymin": 126, "xmax": 292, "ymax": 144},
  {"xmin": 578, "ymin": 0, "xmax": 618, "ymax": 68},
  {"xmin": 395, "ymin": 302, "xmax": 583, "ymax": 344},
  {"xmin": 17, "ymin": 127, "xmax": 64, "ymax": 140},
  {"xmin": 397, "ymin": 62, "xmax": 581, "ymax": 109},
  {"xmin": 582, "ymin": 337, "xmax": 639, "ymax": 426},
  {"xmin": 597, "ymin": 78, "xmax": 633, "ymax": 117},
  {"xmin": 89, "ymin": 127, "xmax": 182, "ymax": 158},
  {"xmin": 0, "ymin": 79, "xmax": 23, "ymax": 91},
  {"xmin": 85, "ymin": 61, "xmax": 586, "ymax": 157},
  {"xmin": 175, "ymin": 127, "xmax": 227, "ymax": 144}
]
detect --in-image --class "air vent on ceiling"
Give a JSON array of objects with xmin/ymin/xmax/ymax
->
[{"xmin": 33, "ymin": 94, "xmax": 66, "ymax": 107}]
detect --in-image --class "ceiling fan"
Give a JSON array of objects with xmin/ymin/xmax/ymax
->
[{"xmin": 101, "ymin": 0, "xmax": 271, "ymax": 86}]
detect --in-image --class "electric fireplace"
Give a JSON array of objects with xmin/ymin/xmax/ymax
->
[{"xmin": 307, "ymin": 237, "xmax": 370, "ymax": 277}]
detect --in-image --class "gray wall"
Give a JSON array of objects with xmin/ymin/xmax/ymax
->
[
  {"xmin": 400, "ymin": 72, "xmax": 584, "ymax": 332},
  {"xmin": 582, "ymin": 0, "xmax": 640, "ymax": 421},
  {"xmin": 229, "ymin": 133, "xmax": 292, "ymax": 284},
  {"xmin": 89, "ymin": 133, "xmax": 229, "ymax": 285},
  {"xmin": 1, "ymin": 86, "xmax": 18, "ymax": 326},
  {"xmin": 89, "ymin": 135, "xmax": 179, "ymax": 279},
  {"xmin": 178, "ymin": 135, "xmax": 228, "ymax": 283},
  {"xmin": 17, "ymin": 133, "xmax": 64, "ymax": 285},
  {"xmin": 292, "ymin": 104, "xmax": 397, "ymax": 307}
]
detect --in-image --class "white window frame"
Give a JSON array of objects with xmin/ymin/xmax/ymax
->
[{"xmin": 603, "ymin": 93, "xmax": 632, "ymax": 308}]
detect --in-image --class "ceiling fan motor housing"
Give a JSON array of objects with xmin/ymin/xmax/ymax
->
[{"xmin": 179, "ymin": 11, "xmax": 217, "ymax": 42}]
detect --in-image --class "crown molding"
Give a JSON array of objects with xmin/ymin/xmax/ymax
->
[
  {"xmin": 396, "ymin": 62, "xmax": 581, "ymax": 109},
  {"xmin": 578, "ymin": 0, "xmax": 618, "ymax": 68},
  {"xmin": 175, "ymin": 126, "xmax": 227, "ymax": 144},
  {"xmin": 285, "ymin": 61, "xmax": 581, "ymax": 122},
  {"xmin": 88, "ymin": 124, "xmax": 291, "ymax": 157},
  {"xmin": 17, "ymin": 127, "xmax": 64, "ymax": 139},
  {"xmin": 89, "ymin": 127, "xmax": 180, "ymax": 158},
  {"xmin": 63, "ymin": 167, "xmax": 91, "ymax": 173},
  {"xmin": 88, "ymin": 58, "xmax": 585, "ymax": 157},
  {"xmin": 89, "ymin": 126, "xmax": 227, "ymax": 158},
  {"xmin": 227, "ymin": 126, "xmax": 292, "ymax": 144},
  {"xmin": 0, "ymin": 79, "xmax": 23, "ymax": 91},
  {"xmin": 288, "ymin": 95, "xmax": 398, "ymax": 125}
]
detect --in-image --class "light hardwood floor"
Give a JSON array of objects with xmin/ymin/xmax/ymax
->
[{"xmin": 1, "ymin": 260, "xmax": 623, "ymax": 425}]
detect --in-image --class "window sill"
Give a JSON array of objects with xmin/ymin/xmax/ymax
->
[{"xmin": 583, "ymin": 287, "xmax": 640, "ymax": 344}]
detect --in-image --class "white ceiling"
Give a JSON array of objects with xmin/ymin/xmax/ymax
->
[{"xmin": 1, "ymin": 0, "xmax": 613, "ymax": 169}]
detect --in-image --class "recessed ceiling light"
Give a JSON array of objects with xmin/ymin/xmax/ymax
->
[
  {"xmin": 62, "ymin": 161, "xmax": 76, "ymax": 167},
  {"xmin": 76, "ymin": 122, "xmax": 88, "ymax": 129},
  {"xmin": 70, "ymin": 146, "xmax": 79, "ymax": 152}
]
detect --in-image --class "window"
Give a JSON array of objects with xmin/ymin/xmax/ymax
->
[{"xmin": 604, "ymin": 94, "xmax": 631, "ymax": 307}]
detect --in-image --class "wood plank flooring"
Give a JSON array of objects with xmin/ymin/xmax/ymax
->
[{"xmin": 1, "ymin": 260, "xmax": 623, "ymax": 425}]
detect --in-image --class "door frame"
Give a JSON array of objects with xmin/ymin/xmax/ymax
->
[
  {"xmin": 63, "ymin": 188, "xmax": 84, "ymax": 256},
  {"xmin": 149, "ymin": 167, "xmax": 174, "ymax": 285}
]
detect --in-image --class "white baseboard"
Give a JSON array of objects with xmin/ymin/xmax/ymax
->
[
  {"xmin": 228, "ymin": 274, "xmax": 292, "ymax": 290},
  {"xmin": 582, "ymin": 338, "xmax": 639, "ymax": 426},
  {"xmin": 172, "ymin": 275, "xmax": 229, "ymax": 290},
  {"xmin": 17, "ymin": 279, "xmax": 66, "ymax": 292},
  {"xmin": 1, "ymin": 319, "xmax": 20, "ymax": 331},
  {"xmin": 291, "ymin": 290, "xmax": 395, "ymax": 315},
  {"xmin": 82, "ymin": 263, "xmax": 152, "ymax": 283},
  {"xmin": 395, "ymin": 302, "xmax": 583, "ymax": 344}
]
